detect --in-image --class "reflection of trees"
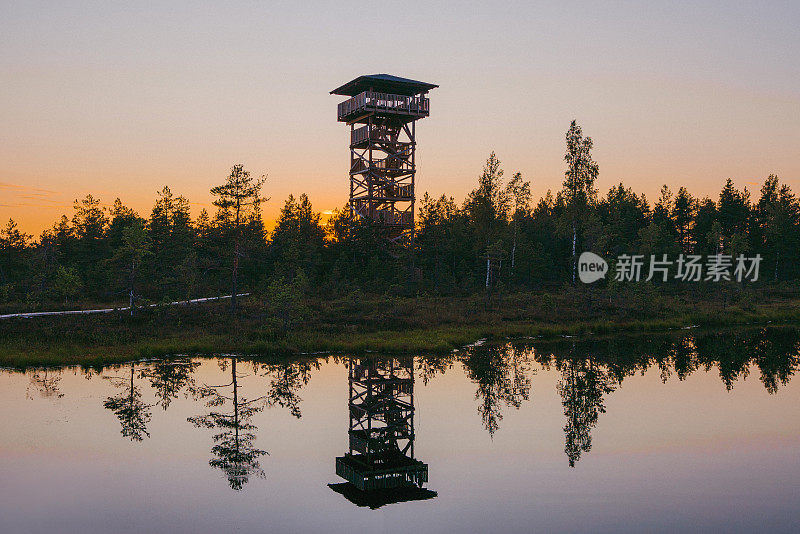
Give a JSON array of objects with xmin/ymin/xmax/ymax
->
[
  {"xmin": 695, "ymin": 332, "xmax": 752, "ymax": 391},
  {"xmin": 103, "ymin": 363, "xmax": 152, "ymax": 442},
  {"xmin": 260, "ymin": 360, "xmax": 316, "ymax": 418},
  {"xmin": 689, "ymin": 328, "xmax": 800, "ymax": 393},
  {"xmin": 11, "ymin": 325, "xmax": 799, "ymax": 482},
  {"xmin": 556, "ymin": 352, "xmax": 615, "ymax": 467},
  {"xmin": 532, "ymin": 327, "xmax": 800, "ymax": 466},
  {"xmin": 417, "ymin": 353, "xmax": 457, "ymax": 385},
  {"xmin": 26, "ymin": 369, "xmax": 64, "ymax": 399},
  {"xmin": 188, "ymin": 357, "xmax": 267, "ymax": 491},
  {"xmin": 461, "ymin": 344, "xmax": 532, "ymax": 436},
  {"xmin": 668, "ymin": 336, "xmax": 700, "ymax": 382},
  {"xmin": 141, "ymin": 359, "xmax": 199, "ymax": 410},
  {"xmin": 752, "ymin": 328, "xmax": 800, "ymax": 394}
]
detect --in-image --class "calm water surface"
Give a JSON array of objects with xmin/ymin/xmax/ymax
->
[{"xmin": 1, "ymin": 328, "xmax": 799, "ymax": 533}]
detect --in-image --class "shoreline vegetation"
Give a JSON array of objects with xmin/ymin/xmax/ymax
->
[
  {"xmin": 2, "ymin": 285, "xmax": 798, "ymax": 368},
  {"xmin": 3, "ymin": 125, "xmax": 800, "ymax": 369}
]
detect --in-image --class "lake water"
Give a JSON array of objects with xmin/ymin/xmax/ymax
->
[{"xmin": 1, "ymin": 328, "xmax": 799, "ymax": 533}]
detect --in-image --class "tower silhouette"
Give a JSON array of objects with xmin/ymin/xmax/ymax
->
[
  {"xmin": 329, "ymin": 356, "xmax": 436, "ymax": 508},
  {"xmin": 331, "ymin": 74, "xmax": 437, "ymax": 242}
]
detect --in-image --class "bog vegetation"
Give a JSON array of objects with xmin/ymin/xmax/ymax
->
[{"xmin": 1, "ymin": 121, "xmax": 799, "ymax": 314}]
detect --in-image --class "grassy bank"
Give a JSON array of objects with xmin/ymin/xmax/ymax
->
[{"xmin": 2, "ymin": 284, "xmax": 799, "ymax": 368}]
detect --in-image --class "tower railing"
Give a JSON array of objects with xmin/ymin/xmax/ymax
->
[
  {"xmin": 351, "ymin": 124, "xmax": 410, "ymax": 146},
  {"xmin": 351, "ymin": 125, "xmax": 370, "ymax": 145},
  {"xmin": 351, "ymin": 200, "xmax": 413, "ymax": 226},
  {"xmin": 375, "ymin": 209, "xmax": 413, "ymax": 227},
  {"xmin": 338, "ymin": 91, "xmax": 430, "ymax": 121},
  {"xmin": 350, "ymin": 157, "xmax": 413, "ymax": 175}
]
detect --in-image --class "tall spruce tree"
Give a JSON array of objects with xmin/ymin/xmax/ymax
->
[
  {"xmin": 672, "ymin": 187, "xmax": 696, "ymax": 253},
  {"xmin": 758, "ymin": 175, "xmax": 800, "ymax": 280}
]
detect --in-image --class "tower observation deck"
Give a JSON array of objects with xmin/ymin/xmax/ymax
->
[{"xmin": 331, "ymin": 74, "xmax": 437, "ymax": 242}]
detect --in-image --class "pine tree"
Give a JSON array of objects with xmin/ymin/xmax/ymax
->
[
  {"xmin": 70, "ymin": 194, "xmax": 110, "ymax": 295},
  {"xmin": 692, "ymin": 198, "xmax": 717, "ymax": 256},
  {"xmin": 270, "ymin": 193, "xmax": 325, "ymax": 279},
  {"xmin": 210, "ymin": 164, "xmax": 268, "ymax": 313},
  {"xmin": 110, "ymin": 219, "xmax": 152, "ymax": 315},
  {"xmin": 717, "ymin": 179, "xmax": 752, "ymax": 254},
  {"xmin": 672, "ymin": 187, "xmax": 696, "ymax": 253},
  {"xmin": 758, "ymin": 175, "xmax": 800, "ymax": 280},
  {"xmin": 0, "ymin": 219, "xmax": 30, "ymax": 284}
]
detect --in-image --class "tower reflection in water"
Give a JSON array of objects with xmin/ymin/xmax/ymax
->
[{"xmin": 329, "ymin": 356, "xmax": 437, "ymax": 508}]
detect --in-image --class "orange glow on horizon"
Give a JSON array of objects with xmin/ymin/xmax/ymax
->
[{"xmin": 0, "ymin": 168, "xmax": 790, "ymax": 238}]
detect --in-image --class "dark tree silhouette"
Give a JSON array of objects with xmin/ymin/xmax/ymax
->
[
  {"xmin": 210, "ymin": 164, "xmax": 268, "ymax": 314},
  {"xmin": 417, "ymin": 352, "xmax": 458, "ymax": 386}
]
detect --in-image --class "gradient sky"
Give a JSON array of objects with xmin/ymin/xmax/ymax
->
[{"xmin": 2, "ymin": 1, "xmax": 798, "ymax": 235}]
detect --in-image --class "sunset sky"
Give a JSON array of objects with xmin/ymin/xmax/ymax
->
[{"xmin": 2, "ymin": 1, "xmax": 798, "ymax": 235}]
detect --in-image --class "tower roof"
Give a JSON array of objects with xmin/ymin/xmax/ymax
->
[{"xmin": 331, "ymin": 74, "xmax": 438, "ymax": 96}]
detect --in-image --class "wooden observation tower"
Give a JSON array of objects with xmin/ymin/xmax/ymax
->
[{"xmin": 331, "ymin": 74, "xmax": 437, "ymax": 242}]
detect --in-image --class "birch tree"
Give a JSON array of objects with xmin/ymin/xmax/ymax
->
[
  {"xmin": 505, "ymin": 172, "xmax": 531, "ymax": 277},
  {"xmin": 562, "ymin": 121, "xmax": 598, "ymax": 283}
]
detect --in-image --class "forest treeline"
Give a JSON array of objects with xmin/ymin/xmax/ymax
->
[{"xmin": 1, "ymin": 121, "xmax": 799, "ymax": 310}]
